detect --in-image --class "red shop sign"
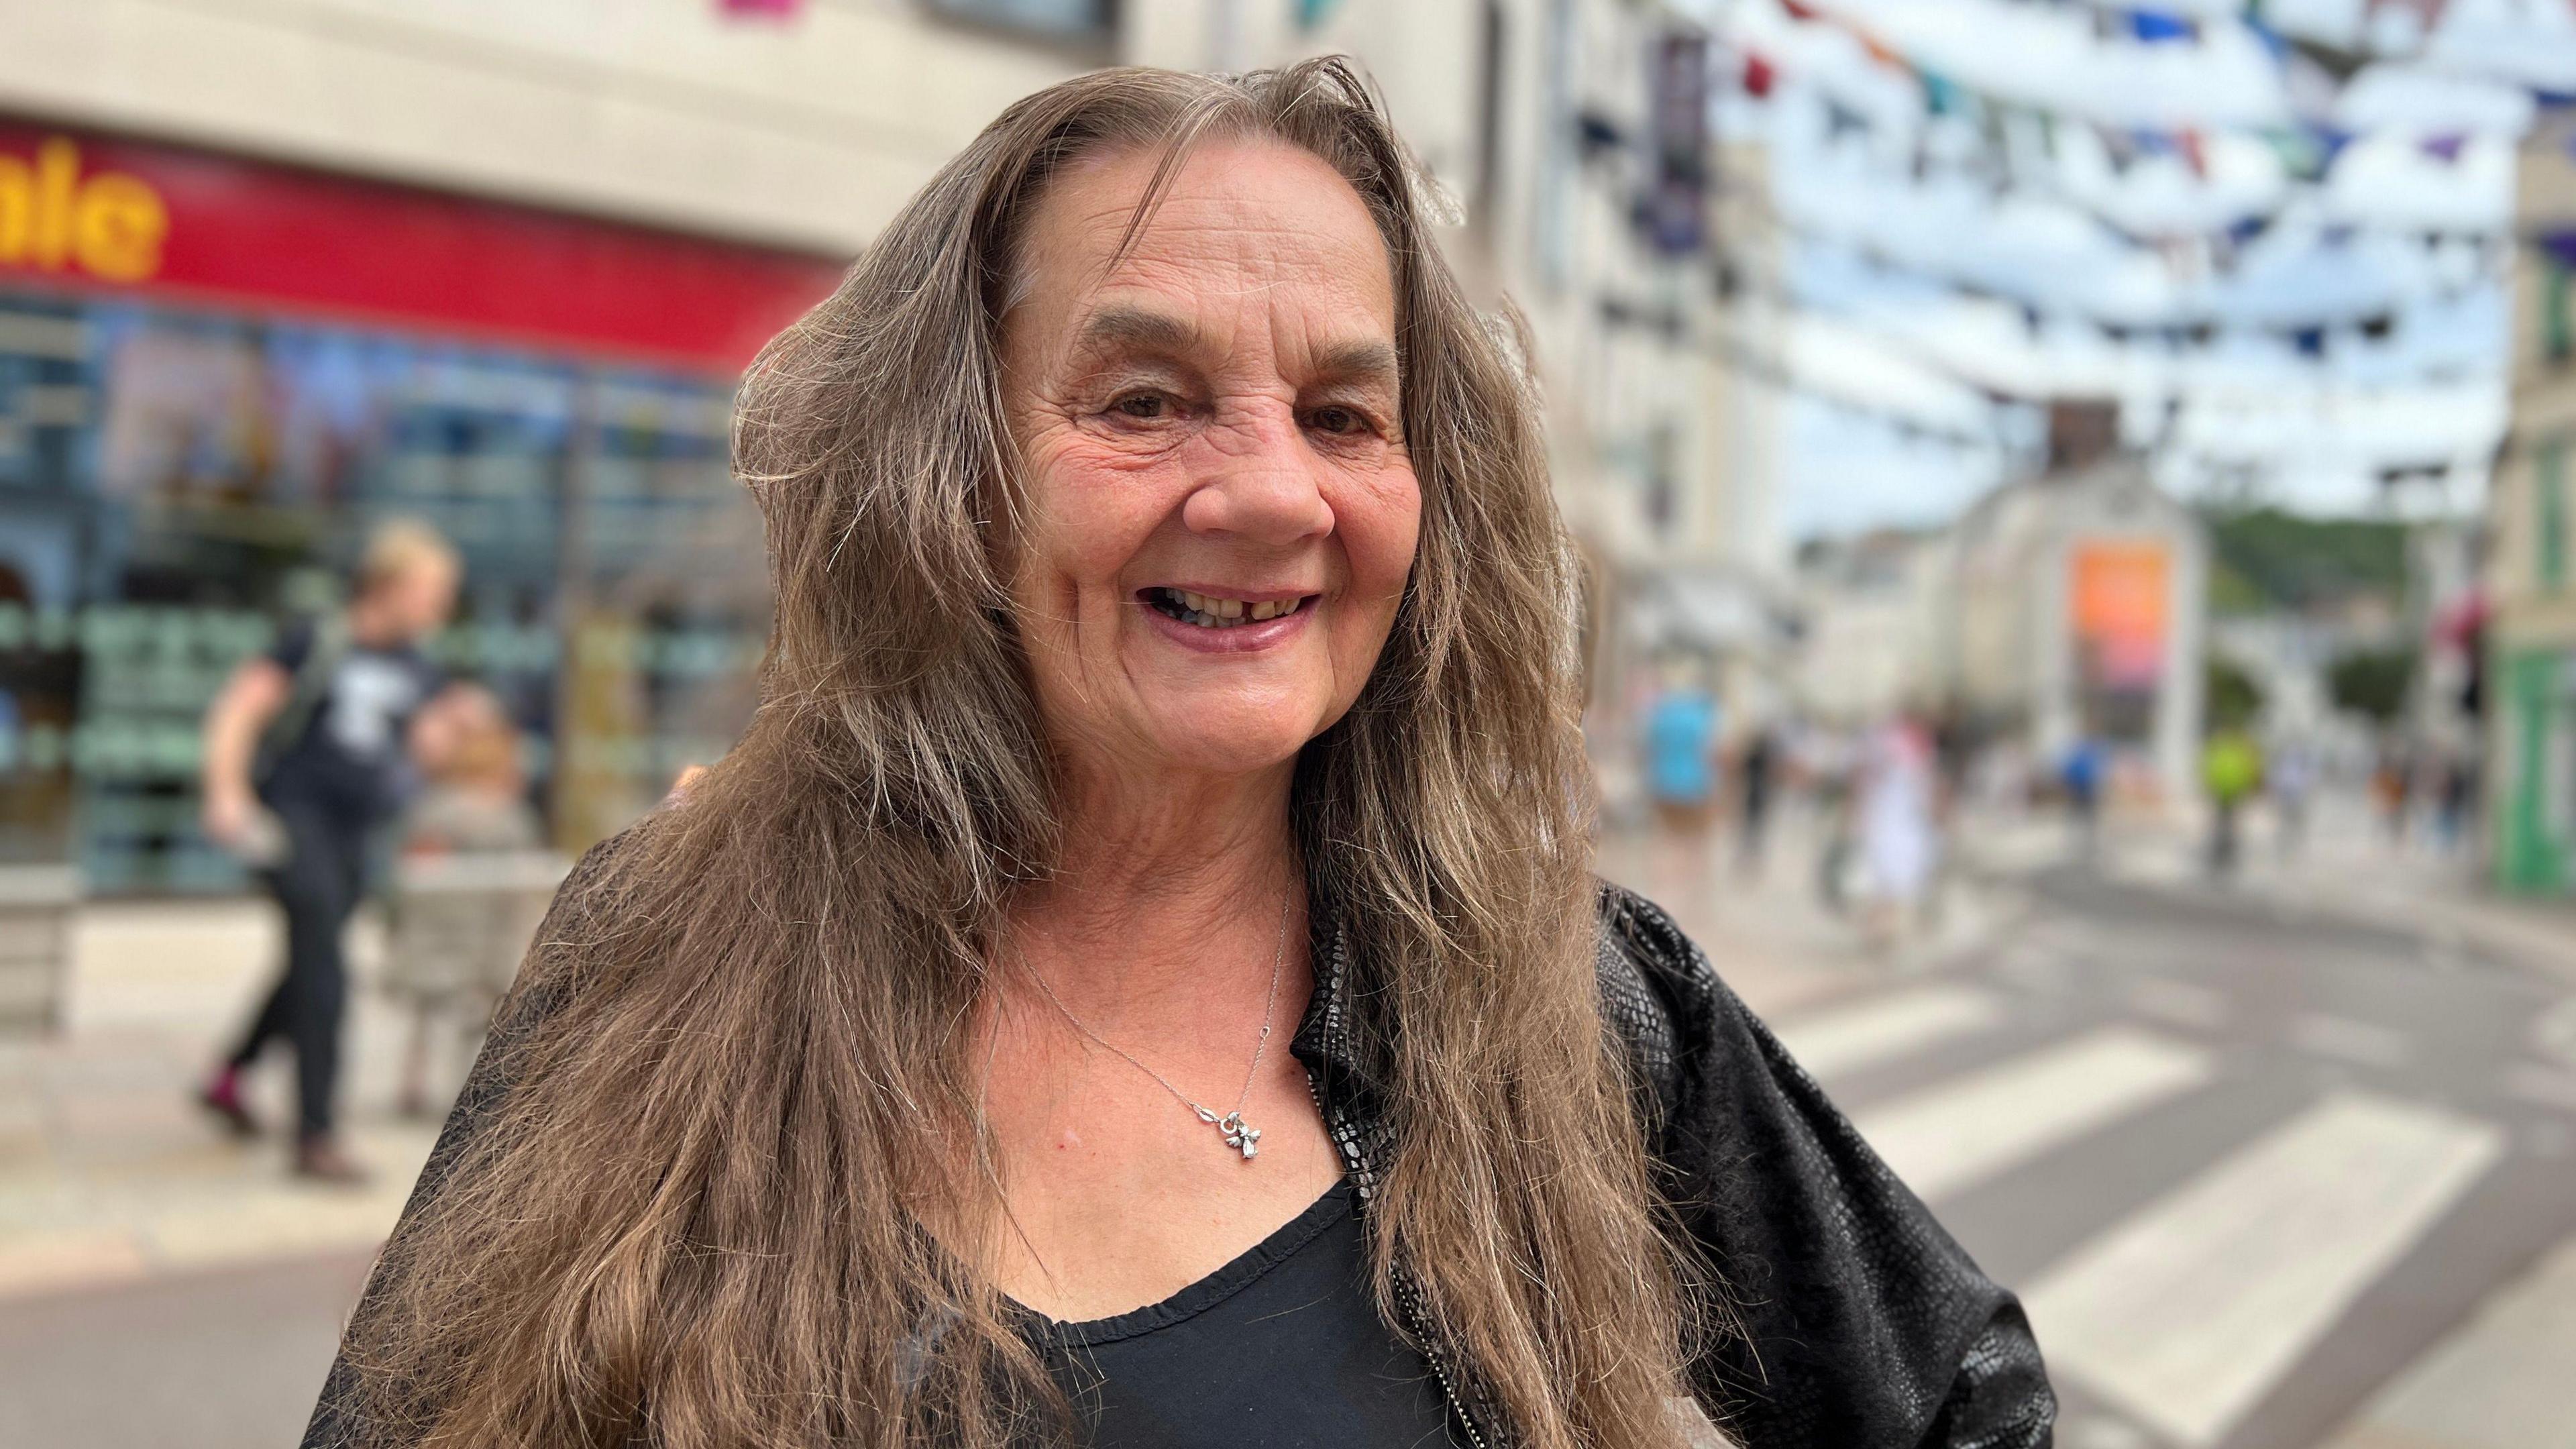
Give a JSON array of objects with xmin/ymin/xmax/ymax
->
[{"xmin": 0, "ymin": 118, "xmax": 849, "ymax": 374}]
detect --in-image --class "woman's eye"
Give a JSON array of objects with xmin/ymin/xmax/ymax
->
[
  {"xmin": 1308, "ymin": 405, "xmax": 1367, "ymax": 436},
  {"xmin": 1112, "ymin": 393, "xmax": 1169, "ymax": 421}
]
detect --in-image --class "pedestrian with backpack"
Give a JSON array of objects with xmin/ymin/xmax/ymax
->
[{"xmin": 195, "ymin": 519, "xmax": 464, "ymax": 1181}]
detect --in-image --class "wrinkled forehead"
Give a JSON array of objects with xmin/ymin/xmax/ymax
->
[{"xmin": 1002, "ymin": 137, "xmax": 1399, "ymax": 364}]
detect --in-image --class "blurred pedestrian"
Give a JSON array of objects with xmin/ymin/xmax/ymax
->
[
  {"xmin": 2202, "ymin": 727, "xmax": 2263, "ymax": 881},
  {"xmin": 1805, "ymin": 723, "xmax": 1863, "ymax": 912},
  {"xmin": 2268, "ymin": 737, "xmax": 2314, "ymax": 863},
  {"xmin": 398, "ymin": 684, "xmax": 541, "ymax": 858},
  {"xmin": 1734, "ymin": 722, "xmax": 1778, "ymax": 877},
  {"xmin": 386, "ymin": 684, "xmax": 546, "ymax": 1118},
  {"xmin": 2371, "ymin": 741, "xmax": 2414, "ymax": 845},
  {"xmin": 2436, "ymin": 752, "xmax": 2479, "ymax": 853},
  {"xmin": 1859, "ymin": 710, "xmax": 1940, "ymax": 949},
  {"xmin": 2060, "ymin": 734, "xmax": 2107, "ymax": 865},
  {"xmin": 195, "ymin": 519, "xmax": 464, "ymax": 1182},
  {"xmin": 1642, "ymin": 655, "xmax": 1723, "ymax": 898}
]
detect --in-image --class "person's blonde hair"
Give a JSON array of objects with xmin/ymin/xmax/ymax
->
[
  {"xmin": 354, "ymin": 518, "xmax": 460, "ymax": 596},
  {"xmin": 337, "ymin": 59, "xmax": 1699, "ymax": 1449},
  {"xmin": 427, "ymin": 686, "xmax": 523, "ymax": 795}
]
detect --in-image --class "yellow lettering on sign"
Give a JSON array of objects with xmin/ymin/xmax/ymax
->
[
  {"xmin": 0, "ymin": 156, "xmax": 31, "ymax": 258},
  {"xmin": 0, "ymin": 137, "xmax": 168, "ymax": 283}
]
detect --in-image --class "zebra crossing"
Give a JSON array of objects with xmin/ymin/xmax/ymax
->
[
  {"xmin": 1847, "ymin": 1027, "xmax": 2215, "ymax": 1203},
  {"xmin": 2027, "ymin": 1094, "xmax": 2503, "ymax": 1448},
  {"xmin": 1762, "ymin": 888, "xmax": 2576, "ymax": 1449}
]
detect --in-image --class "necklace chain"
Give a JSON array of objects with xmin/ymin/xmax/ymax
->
[{"xmin": 1024, "ymin": 888, "xmax": 1291, "ymax": 1161}]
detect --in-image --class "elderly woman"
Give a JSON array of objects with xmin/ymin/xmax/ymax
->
[{"xmin": 309, "ymin": 62, "xmax": 2050, "ymax": 1449}]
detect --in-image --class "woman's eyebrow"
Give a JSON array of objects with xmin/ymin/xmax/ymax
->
[
  {"xmin": 1069, "ymin": 307, "xmax": 1396, "ymax": 389},
  {"xmin": 1069, "ymin": 305, "xmax": 1203, "ymax": 364},
  {"xmin": 1310, "ymin": 338, "xmax": 1400, "ymax": 390}
]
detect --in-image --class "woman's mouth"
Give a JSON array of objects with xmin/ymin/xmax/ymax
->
[{"xmin": 1140, "ymin": 587, "xmax": 1313, "ymax": 629}]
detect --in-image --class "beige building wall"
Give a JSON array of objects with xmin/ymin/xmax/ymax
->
[
  {"xmin": 0, "ymin": 0, "xmax": 1104, "ymax": 254},
  {"xmin": 2504, "ymin": 111, "xmax": 2576, "ymax": 652},
  {"xmin": 2490, "ymin": 109, "xmax": 2576, "ymax": 890},
  {"xmin": 1944, "ymin": 459, "xmax": 2208, "ymax": 799},
  {"xmin": 1793, "ymin": 534, "xmax": 1947, "ymax": 724}
]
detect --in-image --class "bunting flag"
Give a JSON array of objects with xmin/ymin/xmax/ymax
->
[
  {"xmin": 1721, "ymin": 179, "xmax": 2498, "ymax": 342},
  {"xmin": 2535, "ymin": 229, "xmax": 2576, "ymax": 272},
  {"xmin": 1703, "ymin": 0, "xmax": 2553, "ymax": 403},
  {"xmin": 1746, "ymin": 0, "xmax": 2497, "ymax": 189},
  {"xmin": 1745, "ymin": 53, "xmax": 1779, "ymax": 99},
  {"xmin": 2130, "ymin": 9, "xmax": 2197, "ymax": 44},
  {"xmin": 2177, "ymin": 129, "xmax": 2208, "ymax": 178},
  {"xmin": 715, "ymin": 0, "xmax": 806, "ymax": 15}
]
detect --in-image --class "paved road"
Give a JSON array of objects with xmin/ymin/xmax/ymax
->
[
  {"xmin": 1774, "ymin": 863, "xmax": 2576, "ymax": 1449},
  {"xmin": 0, "ymin": 1249, "xmax": 370, "ymax": 1449}
]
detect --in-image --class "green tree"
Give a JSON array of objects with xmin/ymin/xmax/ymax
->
[
  {"xmin": 2206, "ymin": 654, "xmax": 2265, "ymax": 731},
  {"xmin": 2203, "ymin": 507, "xmax": 2410, "ymax": 616},
  {"xmin": 2328, "ymin": 645, "xmax": 2418, "ymax": 724}
]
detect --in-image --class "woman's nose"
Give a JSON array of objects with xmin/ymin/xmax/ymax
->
[{"xmin": 1179, "ymin": 415, "xmax": 1334, "ymax": 545}]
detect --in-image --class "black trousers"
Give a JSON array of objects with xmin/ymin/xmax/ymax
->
[{"xmin": 227, "ymin": 798, "xmax": 371, "ymax": 1138}]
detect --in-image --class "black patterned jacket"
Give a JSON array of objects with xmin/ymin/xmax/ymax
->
[{"xmin": 307, "ymin": 857, "xmax": 2054, "ymax": 1449}]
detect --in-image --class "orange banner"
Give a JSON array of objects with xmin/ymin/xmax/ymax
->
[{"xmin": 2072, "ymin": 540, "xmax": 2169, "ymax": 688}]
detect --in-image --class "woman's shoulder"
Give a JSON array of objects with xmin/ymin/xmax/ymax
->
[
  {"xmin": 1591, "ymin": 880, "xmax": 2055, "ymax": 1447},
  {"xmin": 1589, "ymin": 881, "xmax": 1738, "ymax": 1133}
]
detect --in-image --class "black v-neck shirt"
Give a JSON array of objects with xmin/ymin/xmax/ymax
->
[{"xmin": 1025, "ymin": 1179, "xmax": 1467, "ymax": 1448}]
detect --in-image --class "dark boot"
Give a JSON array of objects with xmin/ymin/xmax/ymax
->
[
  {"xmin": 292, "ymin": 1133, "xmax": 369, "ymax": 1186},
  {"xmin": 196, "ymin": 1067, "xmax": 260, "ymax": 1138}
]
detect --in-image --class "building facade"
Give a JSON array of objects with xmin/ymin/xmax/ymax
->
[
  {"xmin": 2492, "ymin": 106, "xmax": 2576, "ymax": 895},
  {"xmin": 1943, "ymin": 405, "xmax": 2209, "ymax": 801}
]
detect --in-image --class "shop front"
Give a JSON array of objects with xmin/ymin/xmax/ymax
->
[{"xmin": 0, "ymin": 117, "xmax": 844, "ymax": 891}]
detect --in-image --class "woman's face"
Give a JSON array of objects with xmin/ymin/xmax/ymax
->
[{"xmin": 1000, "ymin": 139, "xmax": 1420, "ymax": 787}]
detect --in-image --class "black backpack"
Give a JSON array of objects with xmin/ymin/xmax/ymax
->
[{"xmin": 251, "ymin": 614, "xmax": 352, "ymax": 790}]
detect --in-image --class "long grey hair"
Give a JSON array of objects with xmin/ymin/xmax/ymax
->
[{"xmin": 334, "ymin": 57, "xmax": 1699, "ymax": 1449}]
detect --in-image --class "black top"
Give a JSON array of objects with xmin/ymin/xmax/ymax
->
[
  {"xmin": 261, "ymin": 619, "xmax": 443, "ymax": 822},
  {"xmin": 1027, "ymin": 1179, "xmax": 1464, "ymax": 1449},
  {"xmin": 302, "ymin": 844, "xmax": 2056, "ymax": 1449}
]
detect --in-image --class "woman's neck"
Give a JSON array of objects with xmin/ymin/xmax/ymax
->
[{"xmin": 1010, "ymin": 758, "xmax": 1303, "ymax": 1012}]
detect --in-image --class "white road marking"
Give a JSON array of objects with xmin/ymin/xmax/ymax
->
[
  {"xmin": 2061, "ymin": 1417, "xmax": 2154, "ymax": 1449},
  {"xmin": 2127, "ymin": 977, "xmax": 2231, "ymax": 1031},
  {"xmin": 2288, "ymin": 1014, "xmax": 2412, "ymax": 1070},
  {"xmin": 2108, "ymin": 843, "xmax": 2195, "ymax": 885},
  {"xmin": 1770, "ymin": 985, "xmax": 2003, "ymax": 1083},
  {"xmin": 2505, "ymin": 1062, "xmax": 2576, "ymax": 1114},
  {"xmin": 2025, "ymin": 1093, "xmax": 2504, "ymax": 1448},
  {"xmin": 1851, "ymin": 1029, "xmax": 2216, "ymax": 1201}
]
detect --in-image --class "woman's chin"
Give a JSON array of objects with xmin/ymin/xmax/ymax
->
[{"xmin": 1136, "ymin": 713, "xmax": 1321, "ymax": 780}]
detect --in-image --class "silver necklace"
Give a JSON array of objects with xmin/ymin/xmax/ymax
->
[{"xmin": 1024, "ymin": 890, "xmax": 1290, "ymax": 1162}]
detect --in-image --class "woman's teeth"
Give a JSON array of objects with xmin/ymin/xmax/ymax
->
[{"xmin": 1150, "ymin": 588, "xmax": 1305, "ymax": 628}]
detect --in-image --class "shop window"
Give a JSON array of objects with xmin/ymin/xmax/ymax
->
[
  {"xmin": 2544, "ymin": 436, "xmax": 2570, "ymax": 592},
  {"xmin": 0, "ymin": 286, "xmax": 766, "ymax": 893},
  {"xmin": 926, "ymin": 0, "xmax": 1114, "ymax": 40}
]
